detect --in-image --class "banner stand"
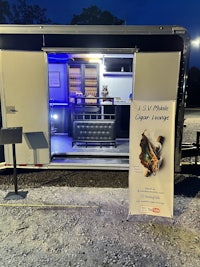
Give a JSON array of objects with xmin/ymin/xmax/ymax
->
[
  {"xmin": 0, "ymin": 127, "xmax": 28, "ymax": 200},
  {"xmin": 128, "ymin": 100, "xmax": 176, "ymax": 219}
]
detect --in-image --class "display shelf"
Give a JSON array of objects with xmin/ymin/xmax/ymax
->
[
  {"xmin": 84, "ymin": 65, "xmax": 98, "ymax": 103},
  {"xmin": 68, "ymin": 63, "xmax": 99, "ymax": 104}
]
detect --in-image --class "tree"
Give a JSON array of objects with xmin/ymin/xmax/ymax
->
[
  {"xmin": 0, "ymin": 0, "xmax": 11, "ymax": 23},
  {"xmin": 9, "ymin": 0, "xmax": 52, "ymax": 24},
  {"xmin": 71, "ymin": 5, "xmax": 124, "ymax": 25}
]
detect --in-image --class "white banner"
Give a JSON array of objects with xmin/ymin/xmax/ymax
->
[{"xmin": 129, "ymin": 100, "xmax": 176, "ymax": 218}]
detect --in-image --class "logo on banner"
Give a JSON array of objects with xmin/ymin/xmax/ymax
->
[{"xmin": 141, "ymin": 206, "xmax": 161, "ymax": 214}]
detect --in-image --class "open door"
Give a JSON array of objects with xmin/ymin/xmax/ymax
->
[
  {"xmin": 133, "ymin": 52, "xmax": 181, "ymax": 101},
  {"xmin": 0, "ymin": 51, "xmax": 49, "ymax": 165}
]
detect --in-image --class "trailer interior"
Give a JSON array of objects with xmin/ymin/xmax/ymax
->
[{"xmin": 48, "ymin": 52, "xmax": 133, "ymax": 166}]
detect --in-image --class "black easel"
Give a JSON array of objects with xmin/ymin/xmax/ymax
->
[{"xmin": 0, "ymin": 127, "xmax": 28, "ymax": 200}]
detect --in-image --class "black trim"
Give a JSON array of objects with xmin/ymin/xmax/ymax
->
[{"xmin": 0, "ymin": 34, "xmax": 183, "ymax": 52}]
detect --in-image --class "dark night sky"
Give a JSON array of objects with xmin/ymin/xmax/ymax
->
[{"xmin": 9, "ymin": 0, "xmax": 200, "ymax": 68}]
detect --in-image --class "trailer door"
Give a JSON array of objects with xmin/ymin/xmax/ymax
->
[
  {"xmin": 0, "ymin": 51, "xmax": 49, "ymax": 165},
  {"xmin": 134, "ymin": 52, "xmax": 181, "ymax": 101}
]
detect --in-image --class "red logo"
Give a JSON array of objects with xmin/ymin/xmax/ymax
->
[{"xmin": 152, "ymin": 207, "xmax": 160, "ymax": 213}]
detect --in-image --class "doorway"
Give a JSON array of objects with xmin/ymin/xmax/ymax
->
[{"xmin": 48, "ymin": 52, "xmax": 133, "ymax": 162}]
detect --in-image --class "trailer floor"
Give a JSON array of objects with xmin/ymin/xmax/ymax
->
[{"xmin": 51, "ymin": 134, "xmax": 128, "ymax": 156}]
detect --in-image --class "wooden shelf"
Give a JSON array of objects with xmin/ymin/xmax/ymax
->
[{"xmin": 68, "ymin": 63, "xmax": 99, "ymax": 104}]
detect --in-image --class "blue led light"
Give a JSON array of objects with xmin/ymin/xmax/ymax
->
[{"xmin": 48, "ymin": 53, "xmax": 69, "ymax": 63}]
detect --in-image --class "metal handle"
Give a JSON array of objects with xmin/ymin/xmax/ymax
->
[{"xmin": 6, "ymin": 106, "xmax": 18, "ymax": 114}]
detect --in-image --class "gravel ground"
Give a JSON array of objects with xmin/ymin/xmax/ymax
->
[{"xmin": 0, "ymin": 112, "xmax": 199, "ymax": 267}]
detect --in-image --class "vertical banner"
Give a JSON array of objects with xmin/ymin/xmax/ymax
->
[{"xmin": 129, "ymin": 100, "xmax": 176, "ymax": 218}]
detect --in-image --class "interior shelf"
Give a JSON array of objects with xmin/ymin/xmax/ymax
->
[{"xmin": 68, "ymin": 63, "xmax": 99, "ymax": 104}]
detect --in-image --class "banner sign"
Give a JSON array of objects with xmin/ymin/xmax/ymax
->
[{"xmin": 129, "ymin": 100, "xmax": 176, "ymax": 218}]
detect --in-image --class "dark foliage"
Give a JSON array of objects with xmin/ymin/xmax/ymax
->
[
  {"xmin": 71, "ymin": 5, "xmax": 124, "ymax": 25},
  {"xmin": 0, "ymin": 0, "xmax": 51, "ymax": 24},
  {"xmin": 9, "ymin": 0, "xmax": 52, "ymax": 24},
  {"xmin": 0, "ymin": 0, "xmax": 11, "ymax": 23}
]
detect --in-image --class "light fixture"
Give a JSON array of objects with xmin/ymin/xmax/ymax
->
[
  {"xmin": 51, "ymin": 114, "xmax": 58, "ymax": 120},
  {"xmin": 89, "ymin": 58, "xmax": 102, "ymax": 63},
  {"xmin": 191, "ymin": 38, "xmax": 200, "ymax": 48}
]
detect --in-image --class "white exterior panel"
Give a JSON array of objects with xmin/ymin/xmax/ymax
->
[
  {"xmin": 0, "ymin": 51, "xmax": 49, "ymax": 165},
  {"xmin": 134, "ymin": 52, "xmax": 181, "ymax": 101}
]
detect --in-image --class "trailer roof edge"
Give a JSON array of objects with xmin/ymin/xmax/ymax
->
[{"xmin": 0, "ymin": 24, "xmax": 188, "ymax": 36}]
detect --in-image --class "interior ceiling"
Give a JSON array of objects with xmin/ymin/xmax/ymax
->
[{"xmin": 48, "ymin": 52, "xmax": 133, "ymax": 63}]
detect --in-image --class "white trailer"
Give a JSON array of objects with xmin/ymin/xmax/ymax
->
[{"xmin": 0, "ymin": 25, "xmax": 190, "ymax": 173}]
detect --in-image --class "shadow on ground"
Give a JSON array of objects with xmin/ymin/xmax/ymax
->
[
  {"xmin": 174, "ymin": 176, "xmax": 200, "ymax": 198},
  {"xmin": 0, "ymin": 169, "xmax": 199, "ymax": 198},
  {"xmin": 0, "ymin": 169, "xmax": 129, "ymax": 189}
]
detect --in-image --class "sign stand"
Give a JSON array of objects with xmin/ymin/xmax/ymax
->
[
  {"xmin": 0, "ymin": 127, "xmax": 28, "ymax": 200},
  {"xmin": 23, "ymin": 131, "xmax": 49, "ymax": 164}
]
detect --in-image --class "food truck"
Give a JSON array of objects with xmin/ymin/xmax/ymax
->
[{"xmin": 0, "ymin": 25, "xmax": 190, "ymax": 173}]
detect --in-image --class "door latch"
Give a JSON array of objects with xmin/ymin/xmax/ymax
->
[{"xmin": 6, "ymin": 106, "xmax": 18, "ymax": 114}]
